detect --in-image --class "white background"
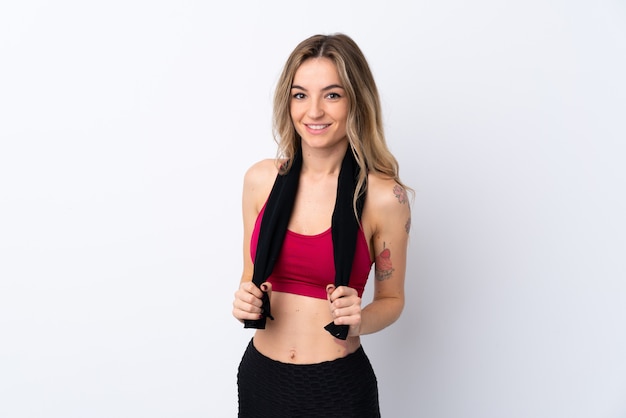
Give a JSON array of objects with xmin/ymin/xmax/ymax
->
[{"xmin": 1, "ymin": 1, "xmax": 625, "ymax": 417}]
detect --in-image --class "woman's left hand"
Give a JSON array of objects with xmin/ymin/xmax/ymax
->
[{"xmin": 326, "ymin": 284, "xmax": 362, "ymax": 337}]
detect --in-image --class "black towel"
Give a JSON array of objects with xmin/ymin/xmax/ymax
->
[{"xmin": 244, "ymin": 145, "xmax": 365, "ymax": 340}]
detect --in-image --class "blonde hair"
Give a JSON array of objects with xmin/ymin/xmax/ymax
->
[{"xmin": 273, "ymin": 33, "xmax": 411, "ymax": 209}]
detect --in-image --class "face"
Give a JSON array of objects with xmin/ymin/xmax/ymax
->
[{"xmin": 290, "ymin": 57, "xmax": 349, "ymax": 151}]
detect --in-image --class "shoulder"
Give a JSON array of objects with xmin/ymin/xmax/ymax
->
[
  {"xmin": 366, "ymin": 172, "xmax": 410, "ymax": 210},
  {"xmin": 243, "ymin": 159, "xmax": 282, "ymax": 212},
  {"xmin": 244, "ymin": 159, "xmax": 280, "ymax": 187},
  {"xmin": 365, "ymin": 172, "xmax": 412, "ymax": 233}
]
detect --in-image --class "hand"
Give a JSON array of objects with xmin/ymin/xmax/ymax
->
[
  {"xmin": 233, "ymin": 281, "xmax": 272, "ymax": 323},
  {"xmin": 326, "ymin": 284, "xmax": 362, "ymax": 337}
]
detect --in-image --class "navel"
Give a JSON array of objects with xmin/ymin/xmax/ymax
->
[{"xmin": 289, "ymin": 349, "xmax": 296, "ymax": 361}]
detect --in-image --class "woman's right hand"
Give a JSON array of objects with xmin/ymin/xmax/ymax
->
[{"xmin": 232, "ymin": 281, "xmax": 272, "ymax": 322}]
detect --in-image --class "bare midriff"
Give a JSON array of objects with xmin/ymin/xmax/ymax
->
[{"xmin": 252, "ymin": 291, "xmax": 361, "ymax": 364}]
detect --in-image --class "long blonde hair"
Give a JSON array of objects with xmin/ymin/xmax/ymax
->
[{"xmin": 273, "ymin": 33, "xmax": 410, "ymax": 210}]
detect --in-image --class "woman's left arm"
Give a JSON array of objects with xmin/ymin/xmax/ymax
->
[
  {"xmin": 327, "ymin": 177, "xmax": 411, "ymax": 336},
  {"xmin": 359, "ymin": 179, "xmax": 411, "ymax": 335}
]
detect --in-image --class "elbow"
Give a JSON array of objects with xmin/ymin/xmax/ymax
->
[{"xmin": 393, "ymin": 296, "xmax": 405, "ymax": 323}]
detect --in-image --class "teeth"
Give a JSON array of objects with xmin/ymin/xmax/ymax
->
[{"xmin": 308, "ymin": 124, "xmax": 329, "ymax": 130}]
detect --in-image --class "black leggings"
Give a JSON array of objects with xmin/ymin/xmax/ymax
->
[{"xmin": 237, "ymin": 339, "xmax": 380, "ymax": 418}]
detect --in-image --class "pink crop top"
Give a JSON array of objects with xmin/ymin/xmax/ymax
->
[{"xmin": 250, "ymin": 203, "xmax": 373, "ymax": 300}]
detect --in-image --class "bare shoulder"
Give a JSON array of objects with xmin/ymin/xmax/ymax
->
[
  {"xmin": 366, "ymin": 173, "xmax": 411, "ymax": 210},
  {"xmin": 365, "ymin": 172, "xmax": 412, "ymax": 234},
  {"xmin": 243, "ymin": 159, "xmax": 281, "ymax": 212},
  {"xmin": 244, "ymin": 159, "xmax": 280, "ymax": 187}
]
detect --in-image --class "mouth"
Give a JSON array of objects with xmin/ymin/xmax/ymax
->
[{"xmin": 305, "ymin": 123, "xmax": 331, "ymax": 131}]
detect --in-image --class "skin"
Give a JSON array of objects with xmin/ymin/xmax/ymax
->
[{"xmin": 232, "ymin": 57, "xmax": 410, "ymax": 364}]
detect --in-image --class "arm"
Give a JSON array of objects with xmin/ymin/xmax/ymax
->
[
  {"xmin": 328, "ymin": 177, "xmax": 411, "ymax": 336},
  {"xmin": 361, "ymin": 180, "xmax": 410, "ymax": 335},
  {"xmin": 232, "ymin": 160, "xmax": 277, "ymax": 323}
]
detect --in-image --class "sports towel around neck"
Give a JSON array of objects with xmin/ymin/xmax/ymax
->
[{"xmin": 243, "ymin": 145, "xmax": 365, "ymax": 340}]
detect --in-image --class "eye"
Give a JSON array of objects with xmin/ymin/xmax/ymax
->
[
  {"xmin": 326, "ymin": 92, "xmax": 342, "ymax": 99},
  {"xmin": 292, "ymin": 92, "xmax": 306, "ymax": 100}
]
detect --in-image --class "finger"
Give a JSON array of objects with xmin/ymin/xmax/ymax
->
[
  {"xmin": 336, "ymin": 295, "xmax": 361, "ymax": 309},
  {"xmin": 242, "ymin": 281, "xmax": 264, "ymax": 299},
  {"xmin": 331, "ymin": 310, "xmax": 362, "ymax": 328},
  {"xmin": 232, "ymin": 296, "xmax": 262, "ymax": 313},
  {"xmin": 234, "ymin": 288, "xmax": 263, "ymax": 309},
  {"xmin": 260, "ymin": 281, "xmax": 272, "ymax": 296},
  {"xmin": 332, "ymin": 302, "xmax": 361, "ymax": 317},
  {"xmin": 333, "ymin": 286, "xmax": 357, "ymax": 298},
  {"xmin": 233, "ymin": 307, "xmax": 263, "ymax": 321},
  {"xmin": 326, "ymin": 284, "xmax": 336, "ymax": 302}
]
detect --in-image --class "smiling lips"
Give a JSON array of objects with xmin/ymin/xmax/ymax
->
[{"xmin": 305, "ymin": 123, "xmax": 331, "ymax": 133}]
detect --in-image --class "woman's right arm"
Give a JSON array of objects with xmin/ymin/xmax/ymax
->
[{"xmin": 232, "ymin": 160, "xmax": 276, "ymax": 323}]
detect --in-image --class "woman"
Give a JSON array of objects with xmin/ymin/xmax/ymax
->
[{"xmin": 232, "ymin": 33, "xmax": 411, "ymax": 417}]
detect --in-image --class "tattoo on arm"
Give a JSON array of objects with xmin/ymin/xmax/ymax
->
[
  {"xmin": 375, "ymin": 242, "xmax": 394, "ymax": 281},
  {"xmin": 394, "ymin": 185, "xmax": 411, "ymax": 234},
  {"xmin": 393, "ymin": 185, "xmax": 408, "ymax": 204}
]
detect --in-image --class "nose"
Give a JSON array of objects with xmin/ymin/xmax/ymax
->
[{"xmin": 307, "ymin": 98, "xmax": 324, "ymax": 119}]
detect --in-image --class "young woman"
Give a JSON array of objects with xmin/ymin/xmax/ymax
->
[{"xmin": 232, "ymin": 33, "xmax": 411, "ymax": 417}]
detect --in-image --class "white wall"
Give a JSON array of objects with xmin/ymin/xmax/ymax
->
[{"xmin": 1, "ymin": 1, "xmax": 625, "ymax": 417}]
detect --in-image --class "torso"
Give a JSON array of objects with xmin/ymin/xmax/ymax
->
[
  {"xmin": 251, "ymin": 203, "xmax": 372, "ymax": 300},
  {"xmin": 252, "ymin": 292, "xmax": 360, "ymax": 363},
  {"xmin": 249, "ymin": 159, "xmax": 377, "ymax": 364}
]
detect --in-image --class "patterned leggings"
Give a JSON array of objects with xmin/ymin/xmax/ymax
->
[{"xmin": 237, "ymin": 339, "xmax": 381, "ymax": 418}]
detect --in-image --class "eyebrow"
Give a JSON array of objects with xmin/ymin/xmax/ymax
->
[{"xmin": 291, "ymin": 84, "xmax": 345, "ymax": 91}]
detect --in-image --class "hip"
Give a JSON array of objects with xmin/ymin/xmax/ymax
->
[{"xmin": 238, "ymin": 338, "xmax": 380, "ymax": 418}]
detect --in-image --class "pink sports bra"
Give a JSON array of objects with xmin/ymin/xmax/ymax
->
[{"xmin": 250, "ymin": 203, "xmax": 373, "ymax": 299}]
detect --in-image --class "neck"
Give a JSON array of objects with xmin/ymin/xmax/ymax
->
[{"xmin": 300, "ymin": 141, "xmax": 349, "ymax": 176}]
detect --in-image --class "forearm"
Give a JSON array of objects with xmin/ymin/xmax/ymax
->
[{"xmin": 359, "ymin": 296, "xmax": 404, "ymax": 335}]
